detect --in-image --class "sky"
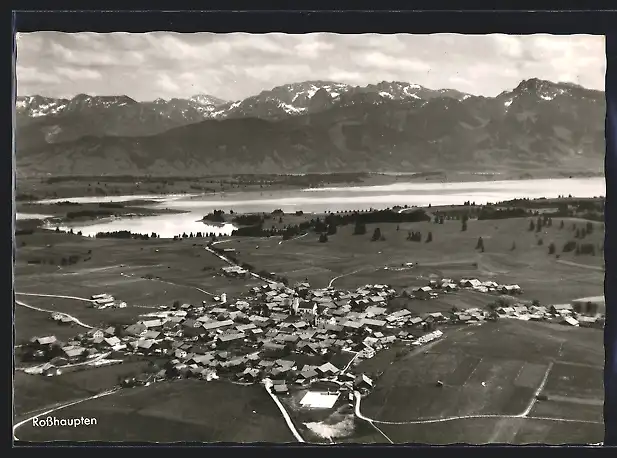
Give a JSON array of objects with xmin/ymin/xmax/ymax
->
[{"xmin": 15, "ymin": 32, "xmax": 606, "ymax": 102}]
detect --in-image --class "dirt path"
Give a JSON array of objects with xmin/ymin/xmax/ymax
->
[
  {"xmin": 14, "ymin": 299, "xmax": 93, "ymax": 329},
  {"xmin": 263, "ymin": 379, "xmax": 305, "ymax": 442},
  {"xmin": 556, "ymin": 260, "xmax": 604, "ymax": 271},
  {"xmin": 120, "ymin": 272, "xmax": 214, "ymax": 296},
  {"xmin": 327, "ymin": 268, "xmax": 370, "ymax": 288},
  {"xmin": 15, "ymin": 292, "xmax": 95, "ymax": 303}
]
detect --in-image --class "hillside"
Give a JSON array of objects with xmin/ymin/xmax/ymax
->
[{"xmin": 15, "ymin": 78, "xmax": 605, "ymax": 176}]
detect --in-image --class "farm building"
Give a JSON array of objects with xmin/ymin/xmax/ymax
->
[{"xmin": 551, "ymin": 303, "xmax": 574, "ymax": 314}]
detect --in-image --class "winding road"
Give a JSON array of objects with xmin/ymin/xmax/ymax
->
[
  {"xmin": 327, "ymin": 268, "xmax": 369, "ymax": 288},
  {"xmin": 15, "ymin": 298, "xmax": 93, "ymax": 329},
  {"xmin": 13, "ymin": 389, "xmax": 120, "ymax": 441},
  {"xmin": 353, "ymin": 383, "xmax": 602, "ymax": 428}
]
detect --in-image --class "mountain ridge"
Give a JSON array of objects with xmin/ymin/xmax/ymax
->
[{"xmin": 15, "ymin": 78, "xmax": 605, "ymax": 177}]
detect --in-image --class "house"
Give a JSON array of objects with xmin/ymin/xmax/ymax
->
[
  {"xmin": 62, "ymin": 345, "xmax": 86, "ymax": 360},
  {"xmin": 272, "ymin": 384, "xmax": 289, "ymax": 395},
  {"xmin": 501, "ymin": 285, "xmax": 522, "ymax": 295},
  {"xmin": 550, "ymin": 303, "xmax": 574, "ymax": 314},
  {"xmin": 316, "ymin": 362, "xmax": 340, "ymax": 376},
  {"xmin": 182, "ymin": 319, "xmax": 201, "ymax": 329},
  {"xmin": 577, "ymin": 316, "xmax": 599, "ymax": 328},
  {"xmin": 125, "ymin": 323, "xmax": 147, "ymax": 336},
  {"xmin": 460, "ymin": 279, "xmax": 482, "ymax": 288},
  {"xmin": 103, "ymin": 336, "xmax": 122, "ymax": 348},
  {"xmin": 413, "ymin": 286, "xmax": 433, "ymax": 300},
  {"xmin": 31, "ymin": 336, "xmax": 58, "ymax": 347},
  {"xmin": 296, "ymin": 300, "xmax": 317, "ymax": 315},
  {"xmin": 143, "ymin": 330, "xmax": 161, "ymax": 340},
  {"xmin": 361, "ymin": 318, "xmax": 387, "ymax": 328},
  {"xmin": 562, "ymin": 316, "xmax": 580, "ymax": 327},
  {"xmin": 136, "ymin": 339, "xmax": 158, "ymax": 352},
  {"xmin": 354, "ymin": 374, "xmax": 374, "ymax": 390}
]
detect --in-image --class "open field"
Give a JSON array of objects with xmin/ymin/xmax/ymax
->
[
  {"xmin": 229, "ymin": 216, "xmax": 604, "ymax": 305},
  {"xmin": 347, "ymin": 319, "xmax": 603, "ymax": 444},
  {"xmin": 14, "ymin": 232, "xmax": 266, "ymax": 340},
  {"xmin": 15, "ymin": 380, "xmax": 296, "ymax": 443},
  {"xmin": 377, "ymin": 417, "xmax": 603, "ymax": 445},
  {"xmin": 14, "ymin": 360, "xmax": 154, "ymax": 417}
]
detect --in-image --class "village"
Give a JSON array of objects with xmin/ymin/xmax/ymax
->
[{"xmin": 19, "ymin": 263, "xmax": 606, "ymax": 410}]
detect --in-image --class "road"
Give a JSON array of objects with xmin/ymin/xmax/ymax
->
[
  {"xmin": 15, "ymin": 299, "xmax": 93, "ymax": 329},
  {"xmin": 353, "ymin": 384, "xmax": 602, "ymax": 428},
  {"xmin": 205, "ymin": 245, "xmax": 275, "ymax": 284},
  {"xmin": 15, "ymin": 292, "xmax": 95, "ymax": 303},
  {"xmin": 278, "ymin": 233, "xmax": 309, "ymax": 245},
  {"xmin": 263, "ymin": 379, "xmax": 305, "ymax": 442},
  {"xmin": 327, "ymin": 268, "xmax": 368, "ymax": 288},
  {"xmin": 13, "ymin": 389, "xmax": 120, "ymax": 441},
  {"xmin": 120, "ymin": 272, "xmax": 214, "ymax": 296}
]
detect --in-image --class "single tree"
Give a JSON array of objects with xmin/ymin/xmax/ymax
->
[
  {"xmin": 319, "ymin": 233, "xmax": 328, "ymax": 243},
  {"xmin": 476, "ymin": 237, "xmax": 484, "ymax": 251},
  {"xmin": 586, "ymin": 221, "xmax": 593, "ymax": 234},
  {"xmin": 461, "ymin": 220, "xmax": 468, "ymax": 232},
  {"xmin": 548, "ymin": 242, "xmax": 556, "ymax": 255},
  {"xmin": 511, "ymin": 241, "xmax": 516, "ymax": 251},
  {"xmin": 537, "ymin": 238, "xmax": 544, "ymax": 246},
  {"xmin": 559, "ymin": 220, "xmax": 564, "ymax": 229},
  {"xmin": 371, "ymin": 227, "xmax": 382, "ymax": 242},
  {"xmin": 426, "ymin": 232, "xmax": 433, "ymax": 243},
  {"xmin": 529, "ymin": 220, "xmax": 535, "ymax": 231},
  {"xmin": 353, "ymin": 220, "xmax": 367, "ymax": 235}
]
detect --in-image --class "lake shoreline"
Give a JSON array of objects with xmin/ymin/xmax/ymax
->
[
  {"xmin": 15, "ymin": 169, "xmax": 604, "ymax": 202},
  {"xmin": 15, "ymin": 176, "xmax": 605, "ymax": 240}
]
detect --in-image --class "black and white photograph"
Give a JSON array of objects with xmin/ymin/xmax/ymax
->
[{"xmin": 13, "ymin": 31, "xmax": 607, "ymax": 444}]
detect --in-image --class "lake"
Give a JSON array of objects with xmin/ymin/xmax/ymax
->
[{"xmin": 25, "ymin": 177, "xmax": 604, "ymax": 239}]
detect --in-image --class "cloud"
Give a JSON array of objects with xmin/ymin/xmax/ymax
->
[
  {"xmin": 55, "ymin": 67, "xmax": 102, "ymax": 81},
  {"xmin": 17, "ymin": 66, "xmax": 61, "ymax": 85},
  {"xmin": 15, "ymin": 32, "xmax": 606, "ymax": 101}
]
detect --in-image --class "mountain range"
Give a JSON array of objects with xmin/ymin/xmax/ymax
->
[{"xmin": 15, "ymin": 78, "xmax": 605, "ymax": 176}]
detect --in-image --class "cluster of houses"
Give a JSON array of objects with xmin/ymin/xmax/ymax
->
[
  {"xmin": 23, "ymin": 281, "xmax": 464, "ymax": 393},
  {"xmin": 22, "ymin": 275, "xmax": 604, "ymax": 403},
  {"xmin": 406, "ymin": 278, "xmax": 522, "ymax": 300},
  {"xmin": 90, "ymin": 293, "xmax": 127, "ymax": 309}
]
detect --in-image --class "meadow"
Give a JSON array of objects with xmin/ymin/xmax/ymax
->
[{"xmin": 15, "ymin": 380, "xmax": 295, "ymax": 443}]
